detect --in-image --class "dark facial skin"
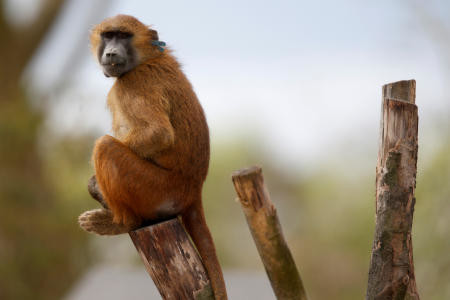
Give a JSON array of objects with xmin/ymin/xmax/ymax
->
[{"xmin": 99, "ymin": 31, "xmax": 137, "ymax": 77}]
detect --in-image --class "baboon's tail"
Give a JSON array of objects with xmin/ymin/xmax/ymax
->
[{"xmin": 182, "ymin": 198, "xmax": 228, "ymax": 300}]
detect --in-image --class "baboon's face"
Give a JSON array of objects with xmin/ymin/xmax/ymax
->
[{"xmin": 98, "ymin": 31, "xmax": 137, "ymax": 77}]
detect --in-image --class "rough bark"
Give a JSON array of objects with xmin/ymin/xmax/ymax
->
[
  {"xmin": 232, "ymin": 166, "xmax": 308, "ymax": 300},
  {"xmin": 366, "ymin": 80, "xmax": 420, "ymax": 300},
  {"xmin": 129, "ymin": 218, "xmax": 214, "ymax": 300}
]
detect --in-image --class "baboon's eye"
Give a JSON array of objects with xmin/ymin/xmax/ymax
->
[
  {"xmin": 102, "ymin": 31, "xmax": 115, "ymax": 39},
  {"xmin": 117, "ymin": 31, "xmax": 132, "ymax": 39}
]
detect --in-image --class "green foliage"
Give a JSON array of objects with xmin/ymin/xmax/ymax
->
[
  {"xmin": 0, "ymin": 94, "xmax": 93, "ymax": 300},
  {"xmin": 203, "ymin": 136, "xmax": 450, "ymax": 300},
  {"xmin": 414, "ymin": 139, "xmax": 450, "ymax": 300}
]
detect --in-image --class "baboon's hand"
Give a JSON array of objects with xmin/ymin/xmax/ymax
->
[
  {"xmin": 87, "ymin": 175, "xmax": 108, "ymax": 208},
  {"xmin": 78, "ymin": 209, "xmax": 135, "ymax": 235}
]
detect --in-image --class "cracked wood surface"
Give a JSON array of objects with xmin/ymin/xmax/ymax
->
[
  {"xmin": 366, "ymin": 80, "xmax": 420, "ymax": 300},
  {"xmin": 129, "ymin": 219, "xmax": 214, "ymax": 300}
]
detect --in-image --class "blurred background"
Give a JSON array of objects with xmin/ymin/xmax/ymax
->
[{"xmin": 0, "ymin": 0, "xmax": 449, "ymax": 299}]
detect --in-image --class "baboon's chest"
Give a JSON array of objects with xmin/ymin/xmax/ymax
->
[
  {"xmin": 113, "ymin": 111, "xmax": 131, "ymax": 141},
  {"xmin": 108, "ymin": 88, "xmax": 133, "ymax": 141}
]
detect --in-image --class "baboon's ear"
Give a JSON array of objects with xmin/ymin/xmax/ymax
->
[
  {"xmin": 149, "ymin": 29, "xmax": 159, "ymax": 41},
  {"xmin": 149, "ymin": 28, "xmax": 165, "ymax": 52}
]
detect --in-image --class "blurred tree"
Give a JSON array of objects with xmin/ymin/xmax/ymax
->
[{"xmin": 0, "ymin": 1, "xmax": 92, "ymax": 299}]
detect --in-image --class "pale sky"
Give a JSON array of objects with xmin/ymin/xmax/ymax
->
[{"xmin": 17, "ymin": 0, "xmax": 450, "ymax": 168}]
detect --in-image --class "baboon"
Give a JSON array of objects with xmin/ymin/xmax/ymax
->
[{"xmin": 78, "ymin": 14, "xmax": 227, "ymax": 299}]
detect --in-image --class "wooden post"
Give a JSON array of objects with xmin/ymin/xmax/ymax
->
[
  {"xmin": 232, "ymin": 166, "xmax": 308, "ymax": 300},
  {"xmin": 129, "ymin": 218, "xmax": 214, "ymax": 300},
  {"xmin": 366, "ymin": 80, "xmax": 420, "ymax": 300}
]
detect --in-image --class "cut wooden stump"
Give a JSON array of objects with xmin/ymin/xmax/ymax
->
[
  {"xmin": 366, "ymin": 80, "xmax": 420, "ymax": 300},
  {"xmin": 232, "ymin": 166, "xmax": 308, "ymax": 300},
  {"xmin": 129, "ymin": 218, "xmax": 214, "ymax": 300}
]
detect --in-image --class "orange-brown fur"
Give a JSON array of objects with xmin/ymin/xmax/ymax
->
[{"xmin": 87, "ymin": 15, "xmax": 227, "ymax": 299}]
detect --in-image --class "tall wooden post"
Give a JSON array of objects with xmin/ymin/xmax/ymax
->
[
  {"xmin": 129, "ymin": 218, "xmax": 214, "ymax": 300},
  {"xmin": 366, "ymin": 80, "xmax": 420, "ymax": 300},
  {"xmin": 232, "ymin": 166, "xmax": 308, "ymax": 300}
]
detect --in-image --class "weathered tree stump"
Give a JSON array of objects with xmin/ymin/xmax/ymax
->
[
  {"xmin": 129, "ymin": 218, "xmax": 214, "ymax": 300},
  {"xmin": 366, "ymin": 80, "xmax": 420, "ymax": 300},
  {"xmin": 232, "ymin": 166, "xmax": 308, "ymax": 300}
]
